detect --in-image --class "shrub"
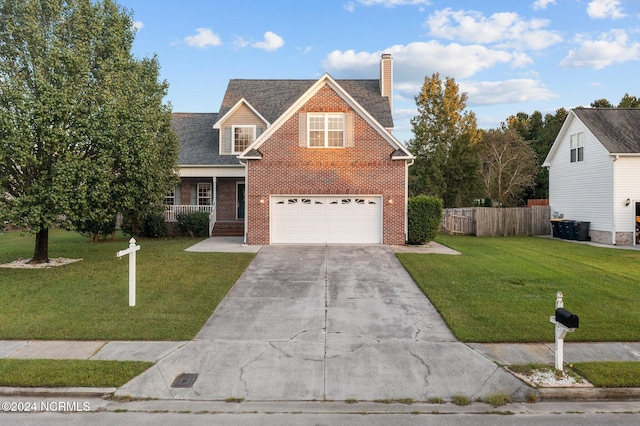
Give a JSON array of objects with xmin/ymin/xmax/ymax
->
[
  {"xmin": 139, "ymin": 211, "xmax": 168, "ymax": 238},
  {"xmin": 407, "ymin": 195, "xmax": 443, "ymax": 244},
  {"xmin": 176, "ymin": 211, "xmax": 210, "ymax": 237}
]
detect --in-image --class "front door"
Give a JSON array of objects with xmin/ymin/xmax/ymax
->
[{"xmin": 237, "ymin": 183, "xmax": 245, "ymax": 220}]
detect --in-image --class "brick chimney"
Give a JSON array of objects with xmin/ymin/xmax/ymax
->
[{"xmin": 380, "ymin": 53, "xmax": 393, "ymax": 112}]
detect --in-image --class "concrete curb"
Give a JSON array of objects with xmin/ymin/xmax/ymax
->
[
  {"xmin": 3, "ymin": 384, "xmax": 640, "ymax": 403},
  {"xmin": 539, "ymin": 387, "xmax": 640, "ymax": 401}
]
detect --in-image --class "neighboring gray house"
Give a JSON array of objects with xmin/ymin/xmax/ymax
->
[{"xmin": 543, "ymin": 108, "xmax": 640, "ymax": 246}]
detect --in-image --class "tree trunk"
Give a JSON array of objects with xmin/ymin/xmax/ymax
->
[{"xmin": 30, "ymin": 228, "xmax": 49, "ymax": 264}]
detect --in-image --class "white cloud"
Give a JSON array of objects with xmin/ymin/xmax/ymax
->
[
  {"xmin": 324, "ymin": 42, "xmax": 514, "ymax": 82},
  {"xmin": 233, "ymin": 36, "xmax": 250, "ymax": 49},
  {"xmin": 460, "ymin": 79, "xmax": 558, "ymax": 106},
  {"xmin": 560, "ymin": 29, "xmax": 640, "ymax": 69},
  {"xmin": 344, "ymin": 2, "xmax": 356, "ymax": 12},
  {"xmin": 533, "ymin": 0, "xmax": 556, "ymax": 11},
  {"xmin": 587, "ymin": 0, "xmax": 626, "ymax": 19},
  {"xmin": 132, "ymin": 21, "xmax": 144, "ymax": 31},
  {"xmin": 184, "ymin": 28, "xmax": 222, "ymax": 48},
  {"xmin": 252, "ymin": 31, "xmax": 284, "ymax": 51},
  {"xmin": 425, "ymin": 9, "xmax": 562, "ymax": 50}
]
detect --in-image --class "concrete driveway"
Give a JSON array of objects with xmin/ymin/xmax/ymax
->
[{"xmin": 117, "ymin": 245, "xmax": 531, "ymax": 401}]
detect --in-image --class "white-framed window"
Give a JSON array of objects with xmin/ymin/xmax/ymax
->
[
  {"xmin": 164, "ymin": 187, "xmax": 176, "ymax": 206},
  {"xmin": 197, "ymin": 183, "xmax": 212, "ymax": 206},
  {"xmin": 570, "ymin": 132, "xmax": 584, "ymax": 163},
  {"xmin": 233, "ymin": 125, "xmax": 255, "ymax": 153},
  {"xmin": 308, "ymin": 113, "xmax": 344, "ymax": 148}
]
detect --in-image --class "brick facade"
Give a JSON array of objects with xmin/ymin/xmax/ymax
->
[
  {"xmin": 216, "ymin": 177, "xmax": 245, "ymax": 221},
  {"xmin": 246, "ymin": 85, "xmax": 407, "ymax": 245}
]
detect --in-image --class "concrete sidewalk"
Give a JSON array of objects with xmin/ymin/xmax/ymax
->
[
  {"xmin": 0, "ymin": 340, "xmax": 188, "ymax": 362},
  {"xmin": 2, "ymin": 340, "xmax": 639, "ymax": 365}
]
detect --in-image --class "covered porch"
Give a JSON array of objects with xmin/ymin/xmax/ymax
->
[{"xmin": 163, "ymin": 176, "xmax": 245, "ymax": 237}]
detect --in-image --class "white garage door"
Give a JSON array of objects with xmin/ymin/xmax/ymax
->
[{"xmin": 271, "ymin": 196, "xmax": 382, "ymax": 244}]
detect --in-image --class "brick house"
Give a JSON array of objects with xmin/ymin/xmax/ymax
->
[{"xmin": 167, "ymin": 54, "xmax": 414, "ymax": 244}]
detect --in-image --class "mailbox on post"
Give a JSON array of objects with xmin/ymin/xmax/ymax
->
[
  {"xmin": 555, "ymin": 308, "xmax": 579, "ymax": 329},
  {"xmin": 549, "ymin": 292, "xmax": 579, "ymax": 371}
]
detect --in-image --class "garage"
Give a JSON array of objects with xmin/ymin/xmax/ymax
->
[{"xmin": 271, "ymin": 195, "xmax": 382, "ymax": 244}]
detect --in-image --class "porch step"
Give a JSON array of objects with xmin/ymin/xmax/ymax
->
[{"xmin": 211, "ymin": 221, "xmax": 244, "ymax": 237}]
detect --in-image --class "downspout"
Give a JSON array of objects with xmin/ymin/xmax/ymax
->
[
  {"xmin": 405, "ymin": 158, "xmax": 415, "ymax": 242},
  {"xmin": 611, "ymin": 155, "xmax": 618, "ymax": 245},
  {"xmin": 239, "ymin": 160, "xmax": 248, "ymax": 246}
]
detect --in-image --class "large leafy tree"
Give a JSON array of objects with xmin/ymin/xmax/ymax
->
[
  {"xmin": 0, "ymin": 0, "xmax": 179, "ymax": 262},
  {"xmin": 479, "ymin": 128, "xmax": 538, "ymax": 207},
  {"xmin": 407, "ymin": 73, "xmax": 482, "ymax": 207}
]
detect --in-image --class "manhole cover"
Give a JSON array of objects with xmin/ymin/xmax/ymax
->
[{"xmin": 171, "ymin": 373, "xmax": 199, "ymax": 388}]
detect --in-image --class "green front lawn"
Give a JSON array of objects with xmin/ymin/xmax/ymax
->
[
  {"xmin": 0, "ymin": 229, "xmax": 254, "ymax": 340},
  {"xmin": 397, "ymin": 235, "xmax": 640, "ymax": 343},
  {"xmin": 572, "ymin": 362, "xmax": 640, "ymax": 387},
  {"xmin": 0, "ymin": 359, "xmax": 153, "ymax": 387}
]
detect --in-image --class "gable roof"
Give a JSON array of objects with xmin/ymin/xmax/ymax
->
[
  {"xmin": 237, "ymin": 73, "xmax": 412, "ymax": 159},
  {"xmin": 172, "ymin": 113, "xmax": 241, "ymax": 166},
  {"xmin": 213, "ymin": 98, "xmax": 270, "ymax": 129},
  {"xmin": 543, "ymin": 108, "xmax": 640, "ymax": 167},
  {"xmin": 572, "ymin": 108, "xmax": 640, "ymax": 154},
  {"xmin": 217, "ymin": 78, "xmax": 394, "ymax": 129}
]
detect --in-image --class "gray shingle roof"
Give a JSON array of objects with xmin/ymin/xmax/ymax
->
[
  {"xmin": 218, "ymin": 79, "xmax": 393, "ymax": 128},
  {"xmin": 173, "ymin": 77, "xmax": 394, "ymax": 166},
  {"xmin": 573, "ymin": 108, "xmax": 640, "ymax": 154},
  {"xmin": 172, "ymin": 113, "xmax": 242, "ymax": 166}
]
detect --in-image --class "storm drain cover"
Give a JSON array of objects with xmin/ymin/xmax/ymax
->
[{"xmin": 171, "ymin": 373, "xmax": 199, "ymax": 388}]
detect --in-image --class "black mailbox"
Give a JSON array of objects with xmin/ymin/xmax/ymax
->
[{"xmin": 555, "ymin": 308, "xmax": 579, "ymax": 329}]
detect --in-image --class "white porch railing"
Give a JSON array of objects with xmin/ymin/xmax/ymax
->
[{"xmin": 163, "ymin": 204, "xmax": 216, "ymax": 223}]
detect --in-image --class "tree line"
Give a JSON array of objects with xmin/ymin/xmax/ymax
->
[{"xmin": 407, "ymin": 73, "xmax": 637, "ymax": 208}]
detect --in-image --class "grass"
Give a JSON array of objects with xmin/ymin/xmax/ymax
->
[
  {"xmin": 572, "ymin": 362, "xmax": 640, "ymax": 387},
  {"xmin": 0, "ymin": 229, "xmax": 255, "ymax": 340},
  {"xmin": 397, "ymin": 235, "xmax": 640, "ymax": 343},
  {"xmin": 451, "ymin": 394, "xmax": 470, "ymax": 406},
  {"xmin": 0, "ymin": 359, "xmax": 153, "ymax": 387},
  {"xmin": 483, "ymin": 392, "xmax": 513, "ymax": 407}
]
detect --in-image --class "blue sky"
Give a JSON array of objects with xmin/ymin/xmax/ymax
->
[{"xmin": 122, "ymin": 0, "xmax": 640, "ymax": 143}]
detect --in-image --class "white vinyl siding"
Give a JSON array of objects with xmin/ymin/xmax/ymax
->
[
  {"xmin": 219, "ymin": 103, "xmax": 265, "ymax": 155},
  {"xmin": 548, "ymin": 117, "xmax": 613, "ymax": 234},
  {"xmin": 613, "ymin": 157, "xmax": 640, "ymax": 233}
]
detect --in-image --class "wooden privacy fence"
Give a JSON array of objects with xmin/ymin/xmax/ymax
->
[{"xmin": 441, "ymin": 206, "xmax": 551, "ymax": 237}]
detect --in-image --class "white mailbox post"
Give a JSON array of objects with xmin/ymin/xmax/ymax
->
[
  {"xmin": 117, "ymin": 237, "xmax": 141, "ymax": 307},
  {"xmin": 549, "ymin": 291, "xmax": 579, "ymax": 371}
]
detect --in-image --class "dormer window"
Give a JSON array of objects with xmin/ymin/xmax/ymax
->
[
  {"xmin": 233, "ymin": 125, "xmax": 255, "ymax": 153},
  {"xmin": 308, "ymin": 113, "xmax": 344, "ymax": 148}
]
